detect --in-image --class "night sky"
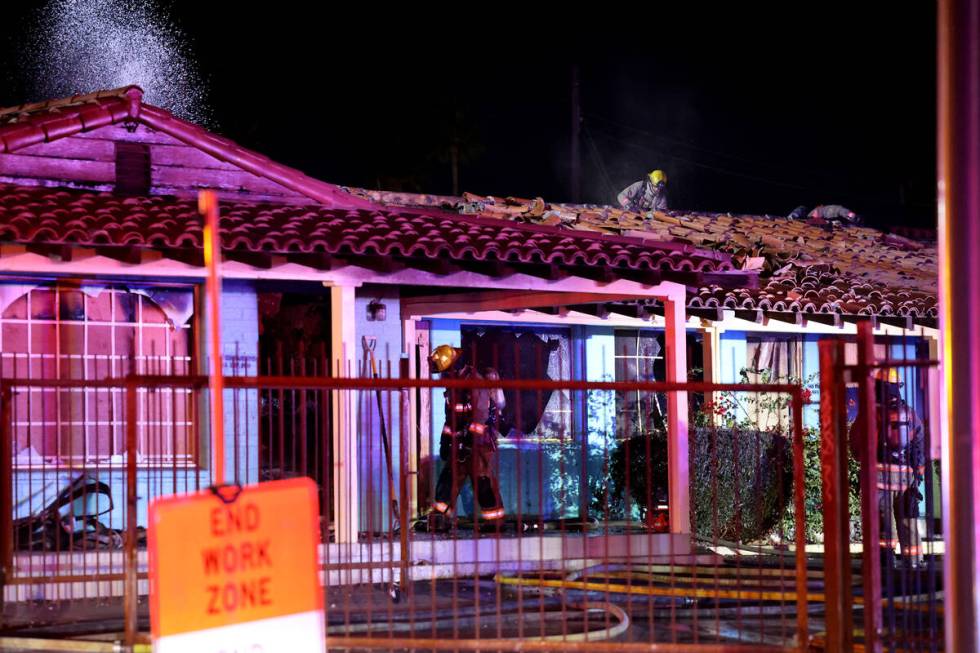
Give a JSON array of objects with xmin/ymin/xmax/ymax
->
[{"xmin": 1, "ymin": 3, "xmax": 937, "ymax": 229}]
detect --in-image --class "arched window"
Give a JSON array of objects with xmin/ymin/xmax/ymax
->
[{"xmin": 2, "ymin": 284, "xmax": 196, "ymax": 467}]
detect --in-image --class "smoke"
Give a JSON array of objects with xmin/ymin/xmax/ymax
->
[{"xmin": 25, "ymin": 0, "xmax": 210, "ymax": 124}]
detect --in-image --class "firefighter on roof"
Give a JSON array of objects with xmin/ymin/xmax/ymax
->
[
  {"xmin": 617, "ymin": 169, "xmax": 669, "ymax": 212},
  {"xmin": 429, "ymin": 344, "xmax": 506, "ymax": 521}
]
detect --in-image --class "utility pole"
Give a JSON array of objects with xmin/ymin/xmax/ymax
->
[
  {"xmin": 938, "ymin": 0, "xmax": 980, "ymax": 647},
  {"xmin": 571, "ymin": 64, "xmax": 582, "ymax": 203},
  {"xmin": 451, "ymin": 94, "xmax": 460, "ymax": 196}
]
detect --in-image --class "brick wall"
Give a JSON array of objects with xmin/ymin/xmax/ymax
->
[{"xmin": 220, "ymin": 280, "xmax": 260, "ymax": 485}]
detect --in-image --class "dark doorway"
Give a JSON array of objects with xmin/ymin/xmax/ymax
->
[{"xmin": 256, "ymin": 287, "xmax": 333, "ymax": 528}]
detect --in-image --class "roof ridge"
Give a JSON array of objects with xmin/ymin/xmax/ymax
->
[
  {"xmin": 0, "ymin": 87, "xmax": 375, "ymax": 210},
  {"xmin": 0, "ymin": 86, "xmax": 143, "ymax": 120},
  {"xmin": 137, "ymin": 105, "xmax": 375, "ymax": 209}
]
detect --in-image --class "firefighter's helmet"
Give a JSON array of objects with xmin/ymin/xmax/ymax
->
[
  {"xmin": 872, "ymin": 368, "xmax": 902, "ymax": 385},
  {"xmin": 648, "ymin": 169, "xmax": 667, "ymax": 185},
  {"xmin": 429, "ymin": 344, "xmax": 463, "ymax": 373},
  {"xmin": 873, "ymin": 367, "xmax": 903, "ymax": 408}
]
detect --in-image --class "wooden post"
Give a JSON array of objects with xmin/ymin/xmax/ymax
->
[
  {"xmin": 200, "ymin": 190, "xmax": 225, "ymax": 486},
  {"xmin": 415, "ymin": 322, "xmax": 432, "ymax": 516},
  {"xmin": 663, "ymin": 284, "xmax": 690, "ymax": 534},
  {"xmin": 791, "ymin": 389, "xmax": 809, "ymax": 653},
  {"xmin": 926, "ymin": 336, "xmax": 943, "ymax": 461},
  {"xmin": 124, "ymin": 379, "xmax": 139, "ymax": 649},
  {"xmin": 330, "ymin": 284, "xmax": 359, "ymax": 543},
  {"xmin": 819, "ymin": 339, "xmax": 855, "ymax": 653},
  {"xmin": 402, "ymin": 317, "xmax": 418, "ymax": 517},
  {"xmin": 0, "ymin": 385, "xmax": 12, "ymax": 623},
  {"xmin": 857, "ymin": 321, "xmax": 883, "ymax": 653},
  {"xmin": 938, "ymin": 0, "xmax": 980, "ymax": 645},
  {"xmin": 701, "ymin": 325, "xmax": 722, "ymax": 426}
]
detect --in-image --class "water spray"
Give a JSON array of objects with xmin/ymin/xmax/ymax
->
[{"xmin": 26, "ymin": 0, "xmax": 210, "ymax": 123}]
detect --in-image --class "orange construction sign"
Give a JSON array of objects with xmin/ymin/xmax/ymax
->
[{"xmin": 149, "ymin": 477, "xmax": 324, "ymax": 653}]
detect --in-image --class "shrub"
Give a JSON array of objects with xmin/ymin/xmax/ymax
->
[
  {"xmin": 607, "ymin": 428, "xmax": 793, "ymax": 543},
  {"xmin": 575, "ymin": 367, "xmax": 861, "ymax": 543},
  {"xmin": 778, "ymin": 425, "xmax": 862, "ymax": 543}
]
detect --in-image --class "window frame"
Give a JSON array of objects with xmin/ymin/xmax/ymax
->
[
  {"xmin": 457, "ymin": 323, "xmax": 574, "ymax": 446},
  {"xmin": 2, "ymin": 281, "xmax": 200, "ymax": 470},
  {"xmin": 612, "ymin": 328, "xmax": 667, "ymax": 438}
]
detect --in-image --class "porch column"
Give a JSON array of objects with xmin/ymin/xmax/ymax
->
[
  {"xmin": 663, "ymin": 284, "xmax": 690, "ymax": 534},
  {"xmin": 331, "ymin": 284, "xmax": 359, "ymax": 543},
  {"xmin": 402, "ymin": 316, "xmax": 419, "ymax": 517},
  {"xmin": 701, "ymin": 325, "xmax": 722, "ymax": 384},
  {"xmin": 701, "ymin": 324, "xmax": 723, "ymax": 425},
  {"xmin": 927, "ymin": 335, "xmax": 943, "ymax": 461}
]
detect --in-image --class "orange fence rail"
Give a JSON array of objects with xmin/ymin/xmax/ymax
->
[{"xmin": 0, "ymin": 372, "xmax": 809, "ymax": 651}]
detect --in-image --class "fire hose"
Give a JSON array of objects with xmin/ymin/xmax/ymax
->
[{"xmin": 327, "ymin": 601, "xmax": 629, "ymax": 642}]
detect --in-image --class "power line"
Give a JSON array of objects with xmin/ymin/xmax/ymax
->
[
  {"xmin": 586, "ymin": 112, "xmax": 877, "ymax": 191},
  {"xmin": 586, "ymin": 112, "xmax": 776, "ymax": 170},
  {"xmin": 582, "ymin": 123, "xmax": 620, "ymax": 199},
  {"xmin": 587, "ymin": 125, "xmax": 931, "ymax": 216},
  {"xmin": 589, "ymin": 125, "xmax": 808, "ymax": 191}
]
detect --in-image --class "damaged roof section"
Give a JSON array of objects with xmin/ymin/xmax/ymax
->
[
  {"xmin": 349, "ymin": 189, "xmax": 938, "ymax": 325},
  {"xmin": 0, "ymin": 183, "xmax": 750, "ymax": 288}
]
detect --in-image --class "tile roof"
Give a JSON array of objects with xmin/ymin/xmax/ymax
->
[
  {"xmin": 0, "ymin": 86, "xmax": 374, "ymax": 209},
  {"xmin": 349, "ymin": 189, "xmax": 938, "ymax": 324},
  {"xmin": 0, "ymin": 183, "xmax": 746, "ymax": 287},
  {"xmin": 0, "ymin": 88, "xmax": 931, "ymax": 322}
]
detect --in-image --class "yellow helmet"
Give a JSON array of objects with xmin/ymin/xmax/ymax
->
[
  {"xmin": 872, "ymin": 367, "xmax": 901, "ymax": 384},
  {"xmin": 429, "ymin": 344, "xmax": 462, "ymax": 373},
  {"xmin": 649, "ymin": 169, "xmax": 667, "ymax": 185}
]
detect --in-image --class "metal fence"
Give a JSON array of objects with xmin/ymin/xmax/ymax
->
[
  {"xmin": 0, "ymin": 371, "xmax": 810, "ymax": 651},
  {"xmin": 819, "ymin": 323, "xmax": 943, "ymax": 653}
]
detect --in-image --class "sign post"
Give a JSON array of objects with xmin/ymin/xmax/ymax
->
[
  {"xmin": 149, "ymin": 477, "xmax": 324, "ymax": 652},
  {"xmin": 199, "ymin": 189, "xmax": 225, "ymax": 486}
]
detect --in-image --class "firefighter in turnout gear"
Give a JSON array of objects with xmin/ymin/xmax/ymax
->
[
  {"xmin": 429, "ymin": 344, "xmax": 506, "ymax": 521},
  {"xmin": 851, "ymin": 368, "xmax": 926, "ymax": 567},
  {"xmin": 617, "ymin": 169, "xmax": 668, "ymax": 212}
]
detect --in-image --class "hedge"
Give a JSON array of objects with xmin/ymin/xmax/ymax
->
[{"xmin": 607, "ymin": 428, "xmax": 794, "ymax": 543}]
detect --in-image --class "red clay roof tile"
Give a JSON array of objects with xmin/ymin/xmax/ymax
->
[
  {"xmin": 350, "ymin": 188, "xmax": 937, "ymax": 322},
  {"xmin": 0, "ymin": 183, "xmax": 742, "ymax": 287}
]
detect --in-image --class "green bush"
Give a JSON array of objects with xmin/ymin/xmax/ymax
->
[
  {"xmin": 781, "ymin": 425, "xmax": 862, "ymax": 543},
  {"xmin": 607, "ymin": 431, "xmax": 668, "ymax": 518},
  {"xmin": 607, "ymin": 428, "xmax": 793, "ymax": 543},
  {"xmin": 575, "ymin": 367, "xmax": 861, "ymax": 544},
  {"xmin": 691, "ymin": 428, "xmax": 794, "ymax": 542}
]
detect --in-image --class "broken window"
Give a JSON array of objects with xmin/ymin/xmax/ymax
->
[
  {"xmin": 459, "ymin": 325, "xmax": 572, "ymax": 443},
  {"xmin": 2, "ymin": 283, "xmax": 195, "ymax": 467}
]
